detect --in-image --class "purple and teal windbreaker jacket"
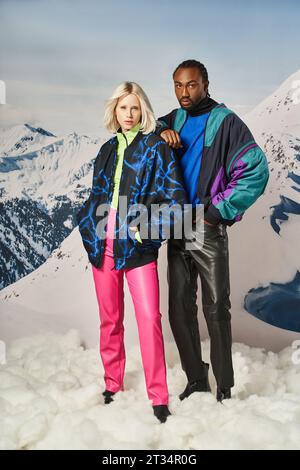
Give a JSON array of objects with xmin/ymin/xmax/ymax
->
[{"xmin": 157, "ymin": 103, "xmax": 269, "ymax": 226}]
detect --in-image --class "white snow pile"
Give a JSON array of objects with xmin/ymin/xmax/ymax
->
[{"xmin": 0, "ymin": 330, "xmax": 299, "ymax": 450}]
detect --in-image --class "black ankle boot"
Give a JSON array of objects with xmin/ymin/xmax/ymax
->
[
  {"xmin": 152, "ymin": 405, "xmax": 171, "ymax": 423},
  {"xmin": 216, "ymin": 387, "xmax": 231, "ymax": 402},
  {"xmin": 179, "ymin": 363, "xmax": 211, "ymax": 401},
  {"xmin": 102, "ymin": 390, "xmax": 115, "ymax": 404}
]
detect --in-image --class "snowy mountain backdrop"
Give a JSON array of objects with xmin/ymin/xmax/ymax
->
[
  {"xmin": 0, "ymin": 124, "xmax": 105, "ymax": 289},
  {"xmin": 0, "ymin": 71, "xmax": 299, "ymax": 350},
  {"xmin": 241, "ymin": 70, "xmax": 300, "ymax": 332}
]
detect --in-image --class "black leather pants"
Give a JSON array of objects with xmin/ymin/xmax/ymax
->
[{"xmin": 167, "ymin": 222, "xmax": 234, "ymax": 389}]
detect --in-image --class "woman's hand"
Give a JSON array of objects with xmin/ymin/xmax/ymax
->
[{"xmin": 161, "ymin": 130, "xmax": 183, "ymax": 149}]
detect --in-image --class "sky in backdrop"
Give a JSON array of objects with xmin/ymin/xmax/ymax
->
[{"xmin": 0, "ymin": 0, "xmax": 299, "ymax": 136}]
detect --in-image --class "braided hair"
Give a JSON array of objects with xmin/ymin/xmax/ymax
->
[{"xmin": 173, "ymin": 60, "xmax": 210, "ymax": 97}]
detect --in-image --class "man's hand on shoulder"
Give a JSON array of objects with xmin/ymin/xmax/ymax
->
[{"xmin": 161, "ymin": 130, "xmax": 183, "ymax": 149}]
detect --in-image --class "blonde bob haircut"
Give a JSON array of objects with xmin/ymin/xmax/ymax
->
[{"xmin": 103, "ymin": 81, "xmax": 156, "ymax": 134}]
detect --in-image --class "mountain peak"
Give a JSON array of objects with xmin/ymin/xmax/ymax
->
[
  {"xmin": 24, "ymin": 123, "xmax": 56, "ymax": 137},
  {"xmin": 245, "ymin": 69, "xmax": 300, "ymax": 134}
]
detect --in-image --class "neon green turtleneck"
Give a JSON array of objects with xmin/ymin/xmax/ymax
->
[{"xmin": 111, "ymin": 122, "xmax": 142, "ymax": 243}]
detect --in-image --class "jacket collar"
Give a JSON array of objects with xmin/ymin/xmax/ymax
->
[
  {"xmin": 116, "ymin": 122, "xmax": 141, "ymax": 143},
  {"xmin": 174, "ymin": 102, "xmax": 227, "ymax": 133},
  {"xmin": 114, "ymin": 123, "xmax": 144, "ymax": 154}
]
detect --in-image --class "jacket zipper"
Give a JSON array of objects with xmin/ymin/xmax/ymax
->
[
  {"xmin": 104, "ymin": 147, "xmax": 118, "ymax": 268},
  {"xmin": 113, "ymin": 132, "xmax": 129, "ymax": 268}
]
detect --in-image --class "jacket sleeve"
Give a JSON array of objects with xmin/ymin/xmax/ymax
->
[
  {"xmin": 76, "ymin": 147, "xmax": 108, "ymax": 261},
  {"xmin": 76, "ymin": 149, "xmax": 101, "ymax": 226},
  {"xmin": 138, "ymin": 139, "xmax": 188, "ymax": 243},
  {"xmin": 204, "ymin": 114, "xmax": 269, "ymax": 225}
]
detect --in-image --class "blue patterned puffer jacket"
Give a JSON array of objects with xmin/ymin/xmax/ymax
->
[{"xmin": 76, "ymin": 131, "xmax": 188, "ymax": 269}]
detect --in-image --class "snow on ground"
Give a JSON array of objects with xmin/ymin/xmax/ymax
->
[{"xmin": 0, "ymin": 330, "xmax": 299, "ymax": 450}]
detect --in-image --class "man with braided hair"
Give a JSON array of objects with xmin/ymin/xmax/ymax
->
[{"xmin": 157, "ymin": 60, "xmax": 269, "ymax": 402}]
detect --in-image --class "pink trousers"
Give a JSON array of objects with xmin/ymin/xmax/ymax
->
[{"xmin": 91, "ymin": 207, "xmax": 169, "ymax": 406}]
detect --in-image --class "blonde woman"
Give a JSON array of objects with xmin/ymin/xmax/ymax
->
[{"xmin": 77, "ymin": 82, "xmax": 187, "ymax": 423}]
